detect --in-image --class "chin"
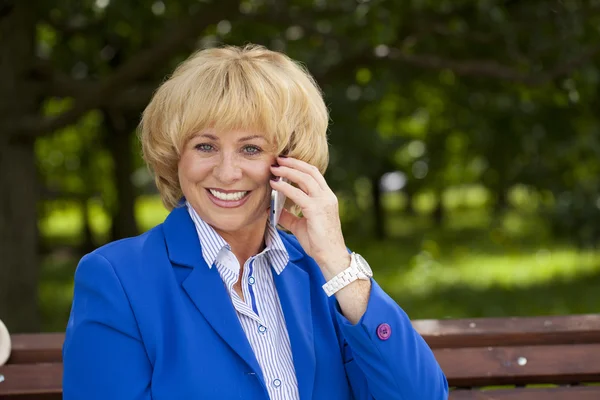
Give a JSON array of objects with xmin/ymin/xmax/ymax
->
[
  {"xmin": 203, "ymin": 207, "xmax": 267, "ymax": 234},
  {"xmin": 208, "ymin": 217, "xmax": 248, "ymax": 234}
]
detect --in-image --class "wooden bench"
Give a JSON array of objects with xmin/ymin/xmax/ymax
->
[
  {"xmin": 1, "ymin": 314, "xmax": 599, "ymax": 399},
  {"xmin": 416, "ymin": 314, "xmax": 600, "ymax": 399},
  {"xmin": 0, "ymin": 333, "xmax": 62, "ymax": 400}
]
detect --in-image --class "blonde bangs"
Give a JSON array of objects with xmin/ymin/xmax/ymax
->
[{"xmin": 170, "ymin": 60, "xmax": 272, "ymax": 153}]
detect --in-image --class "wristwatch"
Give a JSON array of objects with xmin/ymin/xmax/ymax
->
[{"xmin": 322, "ymin": 252, "xmax": 373, "ymax": 297}]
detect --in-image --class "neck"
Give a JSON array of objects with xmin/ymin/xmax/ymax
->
[{"xmin": 215, "ymin": 219, "xmax": 267, "ymax": 266}]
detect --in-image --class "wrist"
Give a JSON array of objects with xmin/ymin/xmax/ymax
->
[
  {"xmin": 321, "ymin": 252, "xmax": 374, "ymax": 298},
  {"xmin": 318, "ymin": 251, "xmax": 352, "ymax": 281}
]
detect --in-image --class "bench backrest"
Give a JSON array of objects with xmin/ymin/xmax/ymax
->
[
  {"xmin": 415, "ymin": 314, "xmax": 600, "ymax": 399},
  {"xmin": 1, "ymin": 314, "xmax": 600, "ymax": 399}
]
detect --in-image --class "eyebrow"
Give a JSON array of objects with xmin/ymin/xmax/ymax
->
[
  {"xmin": 239, "ymin": 135, "xmax": 266, "ymax": 142},
  {"xmin": 196, "ymin": 133, "xmax": 266, "ymax": 142}
]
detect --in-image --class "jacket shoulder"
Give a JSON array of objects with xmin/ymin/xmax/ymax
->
[{"xmin": 87, "ymin": 224, "xmax": 166, "ymax": 272}]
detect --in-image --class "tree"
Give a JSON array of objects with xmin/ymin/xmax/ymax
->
[
  {"xmin": 1, "ymin": 0, "xmax": 599, "ymax": 331},
  {"xmin": 0, "ymin": 0, "xmax": 239, "ymax": 331}
]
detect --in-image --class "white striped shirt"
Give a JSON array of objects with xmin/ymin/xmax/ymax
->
[{"xmin": 186, "ymin": 203, "xmax": 300, "ymax": 400}]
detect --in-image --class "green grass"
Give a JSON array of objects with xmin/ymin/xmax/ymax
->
[
  {"xmin": 39, "ymin": 194, "xmax": 600, "ymax": 331},
  {"xmin": 350, "ymin": 238, "xmax": 600, "ymax": 319}
]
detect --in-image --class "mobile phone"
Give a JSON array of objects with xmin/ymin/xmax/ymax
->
[{"xmin": 270, "ymin": 177, "xmax": 289, "ymax": 228}]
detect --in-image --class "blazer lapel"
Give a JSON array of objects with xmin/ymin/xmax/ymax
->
[
  {"xmin": 273, "ymin": 240, "xmax": 316, "ymax": 400},
  {"xmin": 162, "ymin": 207, "xmax": 265, "ymax": 383}
]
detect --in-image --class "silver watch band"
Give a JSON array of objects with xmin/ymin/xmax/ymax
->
[{"xmin": 322, "ymin": 265, "xmax": 361, "ymax": 297}]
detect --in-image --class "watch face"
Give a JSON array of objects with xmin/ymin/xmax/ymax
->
[{"xmin": 354, "ymin": 253, "xmax": 373, "ymax": 277}]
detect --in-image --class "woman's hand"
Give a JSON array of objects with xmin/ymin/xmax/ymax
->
[
  {"xmin": 271, "ymin": 156, "xmax": 372, "ymax": 323},
  {"xmin": 270, "ymin": 156, "xmax": 350, "ymax": 279}
]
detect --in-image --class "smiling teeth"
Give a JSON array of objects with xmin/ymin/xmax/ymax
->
[{"xmin": 209, "ymin": 190, "xmax": 248, "ymax": 201}]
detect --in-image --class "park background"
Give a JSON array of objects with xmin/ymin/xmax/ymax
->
[{"xmin": 1, "ymin": 0, "xmax": 599, "ymax": 333}]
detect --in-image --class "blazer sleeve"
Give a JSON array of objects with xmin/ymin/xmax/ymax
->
[
  {"xmin": 330, "ymin": 279, "xmax": 449, "ymax": 400},
  {"xmin": 62, "ymin": 252, "xmax": 153, "ymax": 400}
]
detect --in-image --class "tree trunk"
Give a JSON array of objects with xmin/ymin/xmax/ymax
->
[
  {"xmin": 403, "ymin": 183, "xmax": 416, "ymax": 216},
  {"xmin": 0, "ymin": 141, "xmax": 40, "ymax": 332},
  {"xmin": 0, "ymin": 4, "xmax": 41, "ymax": 332},
  {"xmin": 432, "ymin": 190, "xmax": 444, "ymax": 226},
  {"xmin": 104, "ymin": 110, "xmax": 139, "ymax": 240},
  {"xmin": 494, "ymin": 187, "xmax": 508, "ymax": 214},
  {"xmin": 370, "ymin": 174, "xmax": 386, "ymax": 240},
  {"xmin": 80, "ymin": 195, "xmax": 96, "ymax": 253}
]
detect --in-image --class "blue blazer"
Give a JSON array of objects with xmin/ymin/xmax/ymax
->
[{"xmin": 63, "ymin": 206, "xmax": 448, "ymax": 399}]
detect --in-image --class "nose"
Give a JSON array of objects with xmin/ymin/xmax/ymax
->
[{"xmin": 213, "ymin": 152, "xmax": 242, "ymax": 184}]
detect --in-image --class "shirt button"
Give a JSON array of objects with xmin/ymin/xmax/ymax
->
[
  {"xmin": 273, "ymin": 378, "xmax": 281, "ymax": 388},
  {"xmin": 258, "ymin": 324, "xmax": 267, "ymax": 334},
  {"xmin": 248, "ymin": 276, "xmax": 256, "ymax": 285},
  {"xmin": 376, "ymin": 323, "xmax": 392, "ymax": 340}
]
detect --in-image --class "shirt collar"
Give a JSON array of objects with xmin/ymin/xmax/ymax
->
[
  {"xmin": 186, "ymin": 202, "xmax": 229, "ymax": 269},
  {"xmin": 186, "ymin": 201, "xmax": 290, "ymax": 273}
]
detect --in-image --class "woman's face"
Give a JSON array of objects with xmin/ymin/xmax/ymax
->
[{"xmin": 178, "ymin": 129, "xmax": 276, "ymax": 235}]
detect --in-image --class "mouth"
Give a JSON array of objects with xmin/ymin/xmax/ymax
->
[{"xmin": 206, "ymin": 188, "xmax": 251, "ymax": 208}]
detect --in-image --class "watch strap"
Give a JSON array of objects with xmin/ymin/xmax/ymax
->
[{"xmin": 322, "ymin": 264, "xmax": 361, "ymax": 297}]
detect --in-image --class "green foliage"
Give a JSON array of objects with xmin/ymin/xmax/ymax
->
[
  {"xmin": 38, "ymin": 196, "xmax": 600, "ymax": 331},
  {"xmin": 30, "ymin": 0, "xmax": 600, "ymax": 244},
  {"xmin": 9, "ymin": 0, "xmax": 600, "ymax": 329}
]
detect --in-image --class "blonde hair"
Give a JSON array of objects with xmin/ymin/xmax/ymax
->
[{"xmin": 139, "ymin": 44, "xmax": 330, "ymax": 210}]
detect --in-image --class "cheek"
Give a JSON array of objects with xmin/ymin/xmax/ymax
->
[
  {"xmin": 244, "ymin": 160, "xmax": 273, "ymax": 183},
  {"xmin": 180, "ymin": 155, "xmax": 213, "ymax": 182},
  {"xmin": 259, "ymin": 166, "xmax": 272, "ymax": 181}
]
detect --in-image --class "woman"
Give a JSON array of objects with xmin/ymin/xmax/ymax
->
[{"xmin": 62, "ymin": 44, "xmax": 448, "ymax": 400}]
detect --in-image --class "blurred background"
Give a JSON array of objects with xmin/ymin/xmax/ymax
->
[{"xmin": 1, "ymin": 0, "xmax": 600, "ymax": 333}]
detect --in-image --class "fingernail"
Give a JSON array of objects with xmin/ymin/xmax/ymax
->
[{"xmin": 270, "ymin": 176, "xmax": 278, "ymax": 181}]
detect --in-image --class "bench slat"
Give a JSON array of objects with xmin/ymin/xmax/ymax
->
[
  {"xmin": 8, "ymin": 333, "xmax": 64, "ymax": 364},
  {"xmin": 1, "ymin": 358, "xmax": 599, "ymax": 398},
  {"xmin": 450, "ymin": 386, "xmax": 600, "ymax": 399},
  {"xmin": 414, "ymin": 314, "xmax": 600, "ymax": 348},
  {"xmin": 0, "ymin": 364, "xmax": 62, "ymax": 397},
  {"xmin": 437, "ymin": 343, "xmax": 600, "ymax": 387},
  {"xmin": 0, "ymin": 394, "xmax": 62, "ymax": 400},
  {"xmin": 8, "ymin": 314, "xmax": 600, "ymax": 364},
  {"xmin": 9, "ymin": 314, "xmax": 600, "ymax": 364}
]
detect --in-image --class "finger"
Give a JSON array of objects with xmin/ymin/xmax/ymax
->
[
  {"xmin": 276, "ymin": 156, "xmax": 328, "ymax": 191},
  {"xmin": 271, "ymin": 165, "xmax": 320, "ymax": 195},
  {"xmin": 270, "ymin": 178, "xmax": 310, "ymax": 209},
  {"xmin": 277, "ymin": 208, "xmax": 302, "ymax": 234}
]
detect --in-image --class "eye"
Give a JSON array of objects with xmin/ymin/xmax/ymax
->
[
  {"xmin": 242, "ymin": 145, "xmax": 262, "ymax": 155},
  {"xmin": 194, "ymin": 143, "xmax": 214, "ymax": 152}
]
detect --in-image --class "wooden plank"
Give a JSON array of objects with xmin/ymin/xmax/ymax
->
[
  {"xmin": 437, "ymin": 343, "xmax": 600, "ymax": 387},
  {"xmin": 0, "ymin": 357, "xmax": 598, "ymax": 399},
  {"xmin": 8, "ymin": 334, "xmax": 63, "ymax": 364},
  {"xmin": 0, "ymin": 364, "xmax": 62, "ymax": 397},
  {"xmin": 0, "ymin": 394, "xmax": 62, "ymax": 400},
  {"xmin": 7, "ymin": 314, "xmax": 600, "ymax": 364},
  {"xmin": 414, "ymin": 314, "xmax": 600, "ymax": 348},
  {"xmin": 450, "ymin": 386, "xmax": 600, "ymax": 400}
]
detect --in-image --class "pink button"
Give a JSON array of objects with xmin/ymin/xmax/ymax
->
[{"xmin": 376, "ymin": 323, "xmax": 392, "ymax": 340}]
